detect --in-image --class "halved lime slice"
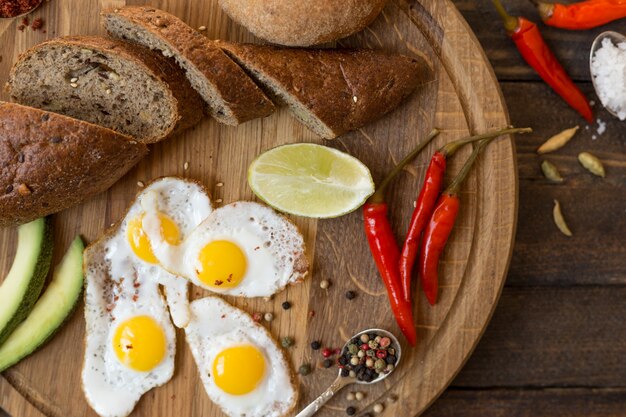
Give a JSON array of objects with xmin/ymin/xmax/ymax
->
[{"xmin": 248, "ymin": 144, "xmax": 375, "ymax": 218}]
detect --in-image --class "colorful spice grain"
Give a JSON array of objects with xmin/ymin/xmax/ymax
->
[
  {"xmin": 31, "ymin": 17, "xmax": 43, "ymax": 30},
  {"xmin": 346, "ymin": 406, "xmax": 357, "ymax": 416},
  {"xmin": 355, "ymin": 391, "xmax": 365, "ymax": 401},
  {"xmin": 339, "ymin": 332, "xmax": 398, "ymax": 382},
  {"xmin": 310, "ymin": 340, "xmax": 321, "ymax": 350},
  {"xmin": 0, "ymin": 0, "xmax": 40, "ymax": 18},
  {"xmin": 263, "ymin": 312, "xmax": 273, "ymax": 322},
  {"xmin": 298, "ymin": 363, "xmax": 311, "ymax": 376},
  {"xmin": 281, "ymin": 336, "xmax": 294, "ymax": 348},
  {"xmin": 373, "ymin": 403, "xmax": 385, "ymax": 413},
  {"xmin": 281, "ymin": 301, "xmax": 291, "ymax": 310},
  {"xmin": 345, "ymin": 290, "xmax": 356, "ymax": 300},
  {"xmin": 322, "ymin": 359, "xmax": 333, "ymax": 368},
  {"xmin": 320, "ymin": 279, "xmax": 330, "ymax": 289}
]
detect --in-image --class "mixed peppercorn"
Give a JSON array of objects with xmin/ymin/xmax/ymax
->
[{"xmin": 337, "ymin": 332, "xmax": 397, "ymax": 382}]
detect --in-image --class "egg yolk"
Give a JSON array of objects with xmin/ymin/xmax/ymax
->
[
  {"xmin": 113, "ymin": 315, "xmax": 167, "ymax": 372},
  {"xmin": 127, "ymin": 213, "xmax": 180, "ymax": 264},
  {"xmin": 197, "ymin": 240, "xmax": 247, "ymax": 289},
  {"xmin": 212, "ymin": 345, "xmax": 266, "ymax": 395}
]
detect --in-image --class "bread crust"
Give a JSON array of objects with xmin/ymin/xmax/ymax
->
[
  {"xmin": 220, "ymin": 42, "xmax": 422, "ymax": 139},
  {"xmin": 219, "ymin": 0, "xmax": 388, "ymax": 47},
  {"xmin": 103, "ymin": 6, "xmax": 275, "ymax": 125},
  {"xmin": 0, "ymin": 102, "xmax": 148, "ymax": 226},
  {"xmin": 8, "ymin": 35, "xmax": 204, "ymax": 143}
]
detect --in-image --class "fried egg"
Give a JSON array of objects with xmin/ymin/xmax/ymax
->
[
  {"xmin": 142, "ymin": 200, "xmax": 309, "ymax": 297},
  {"xmin": 185, "ymin": 296, "xmax": 297, "ymax": 417},
  {"xmin": 82, "ymin": 178, "xmax": 213, "ymax": 417}
]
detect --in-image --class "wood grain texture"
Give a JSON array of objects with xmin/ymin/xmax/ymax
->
[
  {"xmin": 424, "ymin": 388, "xmax": 626, "ymax": 417},
  {"xmin": 454, "ymin": 287, "xmax": 626, "ymax": 388},
  {"xmin": 0, "ymin": 0, "xmax": 514, "ymax": 416}
]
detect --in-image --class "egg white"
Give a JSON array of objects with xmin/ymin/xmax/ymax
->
[
  {"xmin": 142, "ymin": 201, "xmax": 309, "ymax": 297},
  {"xmin": 82, "ymin": 178, "xmax": 213, "ymax": 417},
  {"xmin": 185, "ymin": 296, "xmax": 298, "ymax": 417}
]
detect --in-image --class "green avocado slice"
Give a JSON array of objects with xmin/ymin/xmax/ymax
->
[
  {"xmin": 0, "ymin": 218, "xmax": 53, "ymax": 344},
  {"xmin": 0, "ymin": 236, "xmax": 83, "ymax": 371}
]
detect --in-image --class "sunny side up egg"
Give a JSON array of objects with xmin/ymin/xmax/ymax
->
[
  {"xmin": 82, "ymin": 178, "xmax": 213, "ymax": 417},
  {"xmin": 185, "ymin": 296, "xmax": 298, "ymax": 417},
  {"xmin": 141, "ymin": 200, "xmax": 309, "ymax": 297}
]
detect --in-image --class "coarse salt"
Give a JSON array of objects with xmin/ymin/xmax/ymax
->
[
  {"xmin": 596, "ymin": 118, "xmax": 607, "ymax": 135},
  {"xmin": 591, "ymin": 37, "xmax": 626, "ymax": 120}
]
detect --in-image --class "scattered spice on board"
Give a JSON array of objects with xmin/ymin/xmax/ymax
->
[
  {"xmin": 553, "ymin": 199, "xmax": 573, "ymax": 237},
  {"xmin": 537, "ymin": 126, "xmax": 579, "ymax": 154},
  {"xmin": 541, "ymin": 160, "xmax": 564, "ymax": 183},
  {"xmin": 0, "ymin": 0, "xmax": 41, "ymax": 18},
  {"xmin": 578, "ymin": 152, "xmax": 606, "ymax": 177},
  {"xmin": 31, "ymin": 17, "xmax": 44, "ymax": 30}
]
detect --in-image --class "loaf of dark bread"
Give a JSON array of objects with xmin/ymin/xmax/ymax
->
[
  {"xmin": 103, "ymin": 6, "xmax": 276, "ymax": 125},
  {"xmin": 0, "ymin": 102, "xmax": 148, "ymax": 227},
  {"xmin": 219, "ymin": 42, "xmax": 422, "ymax": 139},
  {"xmin": 7, "ymin": 36, "xmax": 204, "ymax": 144}
]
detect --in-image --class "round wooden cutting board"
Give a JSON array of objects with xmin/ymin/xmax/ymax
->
[{"xmin": 0, "ymin": 0, "xmax": 516, "ymax": 416}]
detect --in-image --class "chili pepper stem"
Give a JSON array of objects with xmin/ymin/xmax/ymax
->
[
  {"xmin": 368, "ymin": 129, "xmax": 440, "ymax": 204},
  {"xmin": 492, "ymin": 0, "xmax": 519, "ymax": 32},
  {"xmin": 440, "ymin": 127, "xmax": 532, "ymax": 157}
]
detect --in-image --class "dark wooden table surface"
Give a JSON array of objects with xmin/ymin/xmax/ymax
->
[{"xmin": 1, "ymin": 1, "xmax": 625, "ymax": 416}]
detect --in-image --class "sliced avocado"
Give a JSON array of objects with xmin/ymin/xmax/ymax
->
[
  {"xmin": 0, "ymin": 218, "xmax": 53, "ymax": 344},
  {"xmin": 0, "ymin": 236, "xmax": 83, "ymax": 371}
]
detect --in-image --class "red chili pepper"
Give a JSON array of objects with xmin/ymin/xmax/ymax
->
[
  {"xmin": 492, "ymin": 0, "xmax": 593, "ymax": 123},
  {"xmin": 419, "ymin": 136, "xmax": 505, "ymax": 305},
  {"xmin": 363, "ymin": 129, "xmax": 439, "ymax": 346},
  {"xmin": 534, "ymin": 0, "xmax": 626, "ymax": 30},
  {"xmin": 399, "ymin": 127, "xmax": 532, "ymax": 303}
]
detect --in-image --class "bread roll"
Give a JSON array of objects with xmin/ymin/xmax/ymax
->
[{"xmin": 218, "ymin": 0, "xmax": 388, "ymax": 47}]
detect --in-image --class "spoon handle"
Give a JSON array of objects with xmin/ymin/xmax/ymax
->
[{"xmin": 295, "ymin": 376, "xmax": 354, "ymax": 417}]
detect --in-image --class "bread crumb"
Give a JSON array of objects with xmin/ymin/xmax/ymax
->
[
  {"xmin": 70, "ymin": 82, "xmax": 78, "ymax": 88},
  {"xmin": 183, "ymin": 161, "xmax": 189, "ymax": 170},
  {"xmin": 198, "ymin": 25, "xmax": 207, "ymax": 31},
  {"xmin": 105, "ymin": 89, "xmax": 112, "ymax": 95},
  {"xmin": 17, "ymin": 183, "xmax": 31, "ymax": 196},
  {"xmin": 216, "ymin": 182, "xmax": 223, "ymax": 187},
  {"xmin": 353, "ymin": 96, "xmax": 358, "ymax": 103},
  {"xmin": 137, "ymin": 181, "xmax": 145, "ymax": 187},
  {"xmin": 216, "ymin": 199, "xmax": 223, "ymax": 203},
  {"xmin": 70, "ymin": 77, "xmax": 78, "ymax": 83}
]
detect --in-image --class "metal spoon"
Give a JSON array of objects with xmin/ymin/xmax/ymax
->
[
  {"xmin": 589, "ymin": 30, "xmax": 626, "ymax": 119},
  {"xmin": 296, "ymin": 328, "xmax": 401, "ymax": 417}
]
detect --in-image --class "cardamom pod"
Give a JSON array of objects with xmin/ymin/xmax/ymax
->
[
  {"xmin": 553, "ymin": 199, "xmax": 572, "ymax": 237},
  {"xmin": 578, "ymin": 152, "xmax": 605, "ymax": 177},
  {"xmin": 541, "ymin": 160, "xmax": 564, "ymax": 183},
  {"xmin": 537, "ymin": 126, "xmax": 579, "ymax": 154}
]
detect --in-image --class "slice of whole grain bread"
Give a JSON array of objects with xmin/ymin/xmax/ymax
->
[
  {"xmin": 7, "ymin": 36, "xmax": 203, "ymax": 143},
  {"xmin": 0, "ymin": 102, "xmax": 148, "ymax": 226},
  {"xmin": 219, "ymin": 42, "xmax": 423, "ymax": 139},
  {"xmin": 103, "ymin": 6, "xmax": 276, "ymax": 125}
]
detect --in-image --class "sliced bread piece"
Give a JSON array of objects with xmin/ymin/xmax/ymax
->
[
  {"xmin": 7, "ymin": 36, "xmax": 203, "ymax": 143},
  {"xmin": 0, "ymin": 102, "xmax": 148, "ymax": 226},
  {"xmin": 219, "ymin": 42, "xmax": 423, "ymax": 139},
  {"xmin": 103, "ymin": 6, "xmax": 276, "ymax": 125}
]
